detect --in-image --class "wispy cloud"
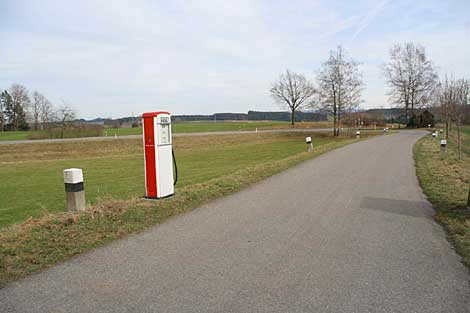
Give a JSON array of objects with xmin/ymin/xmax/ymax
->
[{"xmin": 349, "ymin": 0, "xmax": 389, "ymax": 44}]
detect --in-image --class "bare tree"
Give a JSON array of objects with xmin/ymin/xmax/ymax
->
[
  {"xmin": 316, "ymin": 46, "xmax": 363, "ymax": 136},
  {"xmin": 436, "ymin": 76, "xmax": 454, "ymax": 139},
  {"xmin": 468, "ymin": 183, "xmax": 470, "ymax": 209},
  {"xmin": 55, "ymin": 103, "xmax": 75, "ymax": 138},
  {"xmin": 40, "ymin": 98, "xmax": 54, "ymax": 130},
  {"xmin": 31, "ymin": 91, "xmax": 48, "ymax": 131},
  {"xmin": 0, "ymin": 91, "xmax": 5, "ymax": 132},
  {"xmin": 454, "ymin": 79, "xmax": 469, "ymax": 160},
  {"xmin": 270, "ymin": 69, "xmax": 316, "ymax": 126},
  {"xmin": 9, "ymin": 84, "xmax": 31, "ymax": 130},
  {"xmin": 383, "ymin": 42, "xmax": 438, "ymax": 127},
  {"xmin": 436, "ymin": 77, "xmax": 469, "ymax": 160}
]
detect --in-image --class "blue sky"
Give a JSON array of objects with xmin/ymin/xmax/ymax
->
[{"xmin": 1, "ymin": 0, "xmax": 469, "ymax": 119}]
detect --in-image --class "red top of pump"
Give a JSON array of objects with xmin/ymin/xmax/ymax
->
[{"xmin": 142, "ymin": 111, "xmax": 171, "ymax": 118}]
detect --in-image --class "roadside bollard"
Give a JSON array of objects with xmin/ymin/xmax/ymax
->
[
  {"xmin": 306, "ymin": 136, "xmax": 313, "ymax": 152},
  {"xmin": 440, "ymin": 139, "xmax": 447, "ymax": 153},
  {"xmin": 356, "ymin": 131, "xmax": 361, "ymax": 139},
  {"xmin": 64, "ymin": 168, "xmax": 86, "ymax": 212}
]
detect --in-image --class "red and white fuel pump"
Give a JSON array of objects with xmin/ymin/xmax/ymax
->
[{"xmin": 142, "ymin": 112, "xmax": 177, "ymax": 199}]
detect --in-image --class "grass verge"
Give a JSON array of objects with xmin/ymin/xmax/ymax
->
[
  {"xmin": 414, "ymin": 127, "xmax": 470, "ymax": 267},
  {"xmin": 1, "ymin": 132, "xmax": 342, "ymax": 227},
  {"xmin": 0, "ymin": 132, "xmax": 379, "ymax": 286}
]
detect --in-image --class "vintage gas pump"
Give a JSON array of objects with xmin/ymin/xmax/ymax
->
[{"xmin": 142, "ymin": 112, "xmax": 177, "ymax": 199}]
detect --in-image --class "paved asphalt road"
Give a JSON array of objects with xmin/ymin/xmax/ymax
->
[
  {"xmin": 0, "ymin": 128, "xmax": 338, "ymax": 145},
  {"xmin": 1, "ymin": 130, "xmax": 469, "ymax": 313}
]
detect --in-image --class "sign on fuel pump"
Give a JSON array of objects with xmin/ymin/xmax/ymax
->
[{"xmin": 142, "ymin": 112, "xmax": 177, "ymax": 199}]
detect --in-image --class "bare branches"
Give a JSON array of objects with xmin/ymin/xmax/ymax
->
[
  {"xmin": 316, "ymin": 46, "xmax": 364, "ymax": 136},
  {"xmin": 383, "ymin": 42, "xmax": 438, "ymax": 125},
  {"xmin": 2, "ymin": 83, "xmax": 78, "ymax": 132},
  {"xmin": 7, "ymin": 84, "xmax": 30, "ymax": 130},
  {"xmin": 0, "ymin": 91, "xmax": 6, "ymax": 132},
  {"xmin": 437, "ymin": 76, "xmax": 469, "ymax": 160},
  {"xmin": 55, "ymin": 102, "xmax": 76, "ymax": 139},
  {"xmin": 31, "ymin": 91, "xmax": 52, "ymax": 131},
  {"xmin": 270, "ymin": 69, "xmax": 316, "ymax": 125},
  {"xmin": 40, "ymin": 98, "xmax": 54, "ymax": 130}
]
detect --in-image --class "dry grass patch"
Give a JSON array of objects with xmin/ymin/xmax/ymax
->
[{"xmin": 414, "ymin": 129, "xmax": 470, "ymax": 267}]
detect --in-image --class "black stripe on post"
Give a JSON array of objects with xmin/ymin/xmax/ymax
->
[{"xmin": 65, "ymin": 182, "xmax": 84, "ymax": 192}]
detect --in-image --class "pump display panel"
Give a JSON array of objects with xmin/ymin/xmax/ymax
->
[{"xmin": 155, "ymin": 115, "xmax": 172, "ymax": 146}]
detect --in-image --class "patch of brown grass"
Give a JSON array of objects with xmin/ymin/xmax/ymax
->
[{"xmin": 0, "ymin": 132, "xmax": 336, "ymax": 163}]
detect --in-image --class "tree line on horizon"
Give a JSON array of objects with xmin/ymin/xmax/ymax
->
[
  {"xmin": 270, "ymin": 42, "xmax": 470, "ymax": 138},
  {"xmin": 0, "ymin": 84, "xmax": 75, "ymax": 132}
]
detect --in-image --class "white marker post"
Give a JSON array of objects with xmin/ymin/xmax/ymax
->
[
  {"xmin": 432, "ymin": 132, "xmax": 437, "ymax": 138},
  {"xmin": 440, "ymin": 139, "xmax": 447, "ymax": 152},
  {"xmin": 64, "ymin": 168, "xmax": 86, "ymax": 212},
  {"xmin": 306, "ymin": 136, "xmax": 313, "ymax": 152},
  {"xmin": 356, "ymin": 130, "xmax": 361, "ymax": 139}
]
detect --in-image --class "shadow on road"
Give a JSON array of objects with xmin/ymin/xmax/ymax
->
[{"xmin": 360, "ymin": 197, "xmax": 433, "ymax": 218}]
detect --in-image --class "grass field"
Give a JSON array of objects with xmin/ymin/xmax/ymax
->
[
  {"xmin": 107, "ymin": 121, "xmax": 298, "ymax": 136},
  {"xmin": 0, "ymin": 130, "xmax": 381, "ymax": 285},
  {"xmin": 2, "ymin": 130, "xmax": 342, "ymax": 228},
  {"xmin": 0, "ymin": 121, "xmax": 335, "ymax": 141},
  {"xmin": 414, "ymin": 125, "xmax": 470, "ymax": 267},
  {"xmin": 0, "ymin": 131, "xmax": 29, "ymax": 141},
  {"xmin": 107, "ymin": 121, "xmax": 338, "ymax": 136}
]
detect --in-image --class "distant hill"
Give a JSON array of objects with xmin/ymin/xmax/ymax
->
[{"xmin": 77, "ymin": 108, "xmax": 420, "ymax": 125}]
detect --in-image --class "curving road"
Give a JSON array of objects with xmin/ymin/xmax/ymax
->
[{"xmin": 1, "ymin": 130, "xmax": 469, "ymax": 312}]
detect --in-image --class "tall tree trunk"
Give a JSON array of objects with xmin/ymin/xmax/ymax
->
[
  {"xmin": 34, "ymin": 115, "xmax": 39, "ymax": 131},
  {"xmin": 467, "ymin": 184, "xmax": 470, "ymax": 209},
  {"xmin": 290, "ymin": 109, "xmax": 295, "ymax": 127},
  {"xmin": 457, "ymin": 119, "xmax": 461, "ymax": 161},
  {"xmin": 14, "ymin": 105, "xmax": 18, "ymax": 131},
  {"xmin": 333, "ymin": 106, "xmax": 337, "ymax": 137},
  {"xmin": 348, "ymin": 110, "xmax": 352, "ymax": 135},
  {"xmin": 337, "ymin": 111, "xmax": 341, "ymax": 136},
  {"xmin": 445, "ymin": 118, "xmax": 449, "ymax": 139}
]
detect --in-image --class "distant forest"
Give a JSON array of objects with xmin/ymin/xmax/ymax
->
[{"xmin": 171, "ymin": 111, "xmax": 327, "ymax": 122}]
